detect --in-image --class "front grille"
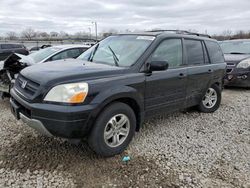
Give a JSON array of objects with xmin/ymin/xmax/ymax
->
[
  {"xmin": 226, "ymin": 69, "xmax": 233, "ymax": 73},
  {"xmin": 15, "ymin": 75, "xmax": 40, "ymax": 98},
  {"xmin": 226, "ymin": 62, "xmax": 237, "ymax": 74}
]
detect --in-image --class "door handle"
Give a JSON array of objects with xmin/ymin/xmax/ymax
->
[{"xmin": 178, "ymin": 73, "xmax": 186, "ymax": 79}]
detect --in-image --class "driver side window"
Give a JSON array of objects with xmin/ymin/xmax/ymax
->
[{"xmin": 151, "ymin": 39, "xmax": 183, "ymax": 68}]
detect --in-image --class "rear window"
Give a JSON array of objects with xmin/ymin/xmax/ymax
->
[
  {"xmin": 1, "ymin": 44, "xmax": 14, "ymax": 49},
  {"xmin": 205, "ymin": 41, "xmax": 224, "ymax": 64}
]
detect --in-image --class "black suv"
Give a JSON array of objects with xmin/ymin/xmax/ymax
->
[
  {"xmin": 10, "ymin": 30, "xmax": 226, "ymax": 157},
  {"xmin": 0, "ymin": 43, "xmax": 29, "ymax": 60}
]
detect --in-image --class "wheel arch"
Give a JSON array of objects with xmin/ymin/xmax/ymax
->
[{"xmin": 86, "ymin": 86, "xmax": 144, "ymax": 134}]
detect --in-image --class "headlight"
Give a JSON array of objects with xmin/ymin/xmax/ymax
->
[
  {"xmin": 237, "ymin": 59, "xmax": 250, "ymax": 69},
  {"xmin": 44, "ymin": 82, "xmax": 88, "ymax": 104}
]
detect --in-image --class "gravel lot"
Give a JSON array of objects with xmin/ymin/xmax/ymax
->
[{"xmin": 0, "ymin": 88, "xmax": 249, "ymax": 187}]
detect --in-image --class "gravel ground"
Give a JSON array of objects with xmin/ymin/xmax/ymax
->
[{"xmin": 0, "ymin": 88, "xmax": 249, "ymax": 187}]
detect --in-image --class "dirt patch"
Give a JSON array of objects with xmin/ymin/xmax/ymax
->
[{"xmin": 0, "ymin": 135, "xmax": 183, "ymax": 187}]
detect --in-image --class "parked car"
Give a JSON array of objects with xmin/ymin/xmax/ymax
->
[
  {"xmin": 9, "ymin": 30, "xmax": 226, "ymax": 157},
  {"xmin": 0, "ymin": 43, "xmax": 29, "ymax": 61},
  {"xmin": 29, "ymin": 44, "xmax": 52, "ymax": 53},
  {"xmin": 83, "ymin": 41, "xmax": 97, "ymax": 46},
  {"xmin": 0, "ymin": 44, "xmax": 90, "ymax": 97},
  {"xmin": 220, "ymin": 39, "xmax": 250, "ymax": 87}
]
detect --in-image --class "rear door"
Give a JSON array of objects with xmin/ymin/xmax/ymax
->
[
  {"xmin": 184, "ymin": 39, "xmax": 213, "ymax": 107},
  {"xmin": 145, "ymin": 38, "xmax": 187, "ymax": 115}
]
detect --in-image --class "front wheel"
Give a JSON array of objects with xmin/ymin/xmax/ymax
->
[
  {"xmin": 88, "ymin": 102, "xmax": 136, "ymax": 157},
  {"xmin": 198, "ymin": 84, "xmax": 221, "ymax": 113}
]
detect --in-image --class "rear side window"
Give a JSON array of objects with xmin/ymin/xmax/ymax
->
[
  {"xmin": 205, "ymin": 41, "xmax": 224, "ymax": 64},
  {"xmin": 51, "ymin": 48, "xmax": 81, "ymax": 61},
  {"xmin": 0, "ymin": 44, "xmax": 22, "ymax": 49},
  {"xmin": 1, "ymin": 44, "xmax": 15, "ymax": 49},
  {"xmin": 185, "ymin": 39, "xmax": 204, "ymax": 65},
  {"xmin": 14, "ymin": 44, "xmax": 23, "ymax": 48},
  {"xmin": 151, "ymin": 39, "xmax": 183, "ymax": 68}
]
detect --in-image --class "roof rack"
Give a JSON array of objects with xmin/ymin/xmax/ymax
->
[{"xmin": 148, "ymin": 30, "xmax": 211, "ymax": 38}]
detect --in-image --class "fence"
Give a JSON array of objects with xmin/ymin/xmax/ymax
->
[{"xmin": 0, "ymin": 38, "xmax": 98, "ymax": 49}]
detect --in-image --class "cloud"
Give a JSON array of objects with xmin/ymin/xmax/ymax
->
[{"xmin": 0, "ymin": 0, "xmax": 250, "ymax": 35}]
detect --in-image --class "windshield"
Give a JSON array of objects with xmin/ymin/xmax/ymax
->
[
  {"xmin": 28, "ymin": 47, "xmax": 61, "ymax": 63},
  {"xmin": 220, "ymin": 41, "xmax": 250, "ymax": 54},
  {"xmin": 78, "ymin": 35, "xmax": 155, "ymax": 67}
]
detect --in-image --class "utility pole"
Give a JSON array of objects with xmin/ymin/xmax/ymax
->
[
  {"xmin": 88, "ymin": 27, "xmax": 91, "ymax": 40},
  {"xmin": 92, "ymin": 21, "xmax": 98, "ymax": 41}
]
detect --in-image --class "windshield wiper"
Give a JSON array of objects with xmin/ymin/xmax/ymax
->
[
  {"xmin": 89, "ymin": 43, "xmax": 99, "ymax": 62},
  {"xmin": 229, "ymin": 52, "xmax": 246, "ymax": 54},
  {"xmin": 108, "ymin": 46, "xmax": 119, "ymax": 67}
]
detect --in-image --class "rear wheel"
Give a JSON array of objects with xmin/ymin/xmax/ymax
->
[
  {"xmin": 198, "ymin": 84, "xmax": 221, "ymax": 113},
  {"xmin": 88, "ymin": 102, "xmax": 136, "ymax": 157}
]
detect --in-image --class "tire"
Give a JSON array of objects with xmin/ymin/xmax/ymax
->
[
  {"xmin": 88, "ymin": 102, "xmax": 136, "ymax": 157},
  {"xmin": 198, "ymin": 84, "xmax": 221, "ymax": 113}
]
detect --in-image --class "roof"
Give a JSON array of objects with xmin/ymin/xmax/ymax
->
[
  {"xmin": 51, "ymin": 44, "xmax": 91, "ymax": 49},
  {"xmin": 117, "ymin": 30, "xmax": 215, "ymax": 41}
]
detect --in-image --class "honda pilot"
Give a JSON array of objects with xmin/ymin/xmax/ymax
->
[{"xmin": 10, "ymin": 30, "xmax": 226, "ymax": 157}]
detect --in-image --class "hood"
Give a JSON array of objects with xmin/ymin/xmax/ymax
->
[
  {"xmin": 224, "ymin": 54, "xmax": 250, "ymax": 63},
  {"xmin": 21, "ymin": 59, "xmax": 126, "ymax": 85}
]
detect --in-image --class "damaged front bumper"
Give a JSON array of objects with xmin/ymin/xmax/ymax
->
[
  {"xmin": 0, "ymin": 54, "xmax": 27, "ymax": 95},
  {"xmin": 224, "ymin": 70, "xmax": 250, "ymax": 87}
]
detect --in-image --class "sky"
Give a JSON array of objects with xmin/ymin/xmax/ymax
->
[{"xmin": 0, "ymin": 0, "xmax": 250, "ymax": 36}]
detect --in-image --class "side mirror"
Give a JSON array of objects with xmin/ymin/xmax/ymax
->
[{"xmin": 149, "ymin": 61, "xmax": 169, "ymax": 72}]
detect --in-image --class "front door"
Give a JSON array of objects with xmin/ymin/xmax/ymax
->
[{"xmin": 145, "ymin": 38, "xmax": 187, "ymax": 115}]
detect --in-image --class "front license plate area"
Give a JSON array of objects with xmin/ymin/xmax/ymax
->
[{"xmin": 10, "ymin": 98, "xmax": 21, "ymax": 120}]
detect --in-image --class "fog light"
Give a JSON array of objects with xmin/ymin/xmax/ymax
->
[
  {"xmin": 228, "ymin": 75, "xmax": 233, "ymax": 80},
  {"xmin": 241, "ymin": 75, "xmax": 248, "ymax": 80}
]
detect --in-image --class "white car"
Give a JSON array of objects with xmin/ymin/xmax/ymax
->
[{"xmin": 0, "ymin": 44, "xmax": 90, "ymax": 97}]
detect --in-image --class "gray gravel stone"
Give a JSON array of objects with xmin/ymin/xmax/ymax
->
[{"xmin": 0, "ymin": 88, "xmax": 249, "ymax": 187}]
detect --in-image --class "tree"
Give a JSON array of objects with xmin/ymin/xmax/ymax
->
[
  {"xmin": 6, "ymin": 31, "xmax": 18, "ymax": 40},
  {"xmin": 221, "ymin": 30, "xmax": 232, "ymax": 40},
  {"xmin": 21, "ymin": 28, "xmax": 36, "ymax": 40},
  {"xmin": 50, "ymin": 31, "xmax": 59, "ymax": 38},
  {"xmin": 59, "ymin": 31, "xmax": 69, "ymax": 38},
  {"xmin": 102, "ymin": 28, "xmax": 118, "ymax": 38},
  {"xmin": 74, "ymin": 31, "xmax": 88, "ymax": 38},
  {"xmin": 37, "ymin": 31, "xmax": 49, "ymax": 38}
]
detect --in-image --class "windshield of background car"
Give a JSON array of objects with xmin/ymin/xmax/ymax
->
[
  {"xmin": 28, "ymin": 47, "xmax": 61, "ymax": 63},
  {"xmin": 220, "ymin": 41, "xmax": 250, "ymax": 54},
  {"xmin": 78, "ymin": 35, "xmax": 155, "ymax": 67}
]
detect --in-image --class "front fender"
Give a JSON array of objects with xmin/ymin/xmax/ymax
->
[
  {"xmin": 82, "ymin": 85, "xmax": 144, "ymax": 134},
  {"xmin": 91, "ymin": 85, "xmax": 144, "ymax": 114}
]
